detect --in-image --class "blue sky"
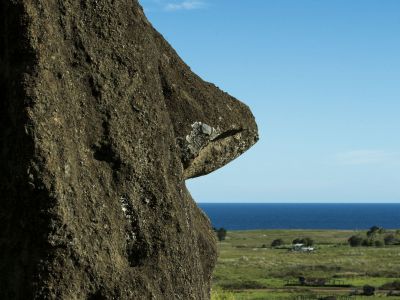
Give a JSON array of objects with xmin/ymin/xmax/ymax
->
[{"xmin": 141, "ymin": 0, "xmax": 400, "ymax": 203}]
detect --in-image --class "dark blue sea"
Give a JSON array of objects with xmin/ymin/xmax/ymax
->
[{"xmin": 198, "ymin": 203, "xmax": 400, "ymax": 230}]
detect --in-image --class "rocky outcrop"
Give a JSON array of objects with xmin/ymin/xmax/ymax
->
[{"xmin": 0, "ymin": 1, "xmax": 258, "ymax": 299}]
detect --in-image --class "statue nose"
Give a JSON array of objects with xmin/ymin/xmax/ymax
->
[
  {"xmin": 182, "ymin": 118, "xmax": 258, "ymax": 179},
  {"xmin": 157, "ymin": 39, "xmax": 258, "ymax": 179}
]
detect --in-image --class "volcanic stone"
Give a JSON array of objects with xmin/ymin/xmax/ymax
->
[{"xmin": 0, "ymin": 1, "xmax": 258, "ymax": 299}]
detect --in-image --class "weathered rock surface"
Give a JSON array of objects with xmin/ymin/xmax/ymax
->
[{"xmin": 0, "ymin": 1, "xmax": 258, "ymax": 299}]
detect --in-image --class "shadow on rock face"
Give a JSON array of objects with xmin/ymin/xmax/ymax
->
[{"xmin": 0, "ymin": 1, "xmax": 258, "ymax": 299}]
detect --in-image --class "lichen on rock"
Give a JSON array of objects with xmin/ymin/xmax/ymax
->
[
  {"xmin": 181, "ymin": 122, "xmax": 219, "ymax": 165},
  {"xmin": 0, "ymin": 0, "xmax": 258, "ymax": 299}
]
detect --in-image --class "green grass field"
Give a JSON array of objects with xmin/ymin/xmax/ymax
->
[{"xmin": 211, "ymin": 230, "xmax": 400, "ymax": 300}]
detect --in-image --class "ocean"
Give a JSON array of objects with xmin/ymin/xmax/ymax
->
[{"xmin": 198, "ymin": 203, "xmax": 400, "ymax": 230}]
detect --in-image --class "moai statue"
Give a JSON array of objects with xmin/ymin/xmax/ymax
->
[{"xmin": 0, "ymin": 1, "xmax": 258, "ymax": 299}]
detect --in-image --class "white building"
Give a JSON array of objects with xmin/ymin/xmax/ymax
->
[{"xmin": 292, "ymin": 243, "xmax": 314, "ymax": 252}]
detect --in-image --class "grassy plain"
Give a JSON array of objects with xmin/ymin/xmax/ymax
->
[{"xmin": 211, "ymin": 230, "xmax": 400, "ymax": 300}]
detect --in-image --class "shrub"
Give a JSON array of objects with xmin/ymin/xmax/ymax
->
[
  {"xmin": 298, "ymin": 276, "xmax": 306, "ymax": 285},
  {"xmin": 363, "ymin": 285, "xmax": 375, "ymax": 296},
  {"xmin": 348, "ymin": 235, "xmax": 363, "ymax": 247},
  {"xmin": 367, "ymin": 226, "xmax": 384, "ymax": 237},
  {"xmin": 217, "ymin": 228, "xmax": 227, "ymax": 241},
  {"xmin": 271, "ymin": 239, "xmax": 284, "ymax": 247},
  {"xmin": 374, "ymin": 240, "xmax": 384, "ymax": 247},
  {"xmin": 361, "ymin": 238, "xmax": 374, "ymax": 247},
  {"xmin": 381, "ymin": 281, "xmax": 400, "ymax": 290},
  {"xmin": 293, "ymin": 238, "xmax": 303, "ymax": 244},
  {"xmin": 384, "ymin": 234, "xmax": 399, "ymax": 245},
  {"xmin": 302, "ymin": 237, "xmax": 314, "ymax": 247}
]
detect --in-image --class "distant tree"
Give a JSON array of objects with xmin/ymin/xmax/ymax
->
[
  {"xmin": 363, "ymin": 285, "xmax": 375, "ymax": 296},
  {"xmin": 367, "ymin": 226, "xmax": 383, "ymax": 238},
  {"xmin": 302, "ymin": 237, "xmax": 314, "ymax": 247},
  {"xmin": 217, "ymin": 228, "xmax": 227, "ymax": 241},
  {"xmin": 271, "ymin": 239, "xmax": 284, "ymax": 248},
  {"xmin": 293, "ymin": 238, "xmax": 303, "ymax": 245},
  {"xmin": 298, "ymin": 276, "xmax": 306, "ymax": 286},
  {"xmin": 348, "ymin": 235, "xmax": 363, "ymax": 247}
]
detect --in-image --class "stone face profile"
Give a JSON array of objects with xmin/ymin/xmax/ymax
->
[{"xmin": 0, "ymin": 1, "xmax": 258, "ymax": 299}]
